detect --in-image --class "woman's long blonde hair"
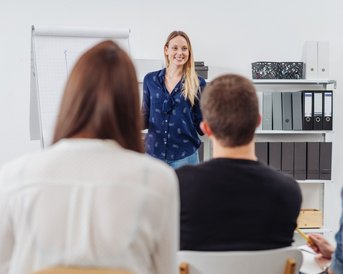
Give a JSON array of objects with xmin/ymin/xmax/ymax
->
[{"xmin": 164, "ymin": 31, "xmax": 200, "ymax": 106}]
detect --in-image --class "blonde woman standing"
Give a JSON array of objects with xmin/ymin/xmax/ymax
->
[{"xmin": 142, "ymin": 31, "xmax": 206, "ymax": 168}]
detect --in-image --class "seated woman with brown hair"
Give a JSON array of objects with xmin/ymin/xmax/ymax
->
[{"xmin": 0, "ymin": 40, "xmax": 179, "ymax": 274}]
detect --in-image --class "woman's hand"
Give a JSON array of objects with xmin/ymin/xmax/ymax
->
[{"xmin": 308, "ymin": 233, "xmax": 335, "ymax": 259}]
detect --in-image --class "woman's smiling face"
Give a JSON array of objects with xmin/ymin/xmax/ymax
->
[{"xmin": 164, "ymin": 35, "xmax": 189, "ymax": 68}]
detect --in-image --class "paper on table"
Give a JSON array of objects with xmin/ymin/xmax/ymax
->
[{"xmin": 298, "ymin": 245, "xmax": 324, "ymax": 274}]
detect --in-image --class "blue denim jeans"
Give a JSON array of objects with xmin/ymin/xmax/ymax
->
[{"xmin": 167, "ymin": 151, "xmax": 199, "ymax": 169}]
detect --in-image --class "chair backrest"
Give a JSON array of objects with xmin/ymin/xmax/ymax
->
[
  {"xmin": 178, "ymin": 247, "xmax": 303, "ymax": 274},
  {"xmin": 32, "ymin": 267, "xmax": 133, "ymax": 274}
]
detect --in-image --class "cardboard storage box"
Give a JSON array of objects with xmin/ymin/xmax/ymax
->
[{"xmin": 297, "ymin": 209, "xmax": 323, "ymax": 228}]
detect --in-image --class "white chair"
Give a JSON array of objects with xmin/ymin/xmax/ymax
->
[{"xmin": 178, "ymin": 247, "xmax": 303, "ymax": 274}]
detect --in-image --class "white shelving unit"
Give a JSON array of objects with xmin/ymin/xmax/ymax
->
[
  {"xmin": 201, "ymin": 79, "xmax": 337, "ymax": 243},
  {"xmin": 254, "ymin": 79, "xmax": 336, "ymax": 243}
]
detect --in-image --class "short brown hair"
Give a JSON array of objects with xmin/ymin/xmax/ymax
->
[
  {"xmin": 200, "ymin": 74, "xmax": 259, "ymax": 147},
  {"xmin": 53, "ymin": 40, "xmax": 143, "ymax": 153}
]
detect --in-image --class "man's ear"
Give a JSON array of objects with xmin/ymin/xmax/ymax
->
[
  {"xmin": 200, "ymin": 121, "xmax": 213, "ymax": 137},
  {"xmin": 256, "ymin": 114, "xmax": 262, "ymax": 128}
]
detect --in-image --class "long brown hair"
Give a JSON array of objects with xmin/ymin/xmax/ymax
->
[
  {"xmin": 53, "ymin": 40, "xmax": 143, "ymax": 153},
  {"xmin": 164, "ymin": 31, "xmax": 200, "ymax": 105}
]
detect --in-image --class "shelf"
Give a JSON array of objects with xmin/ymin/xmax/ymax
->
[
  {"xmin": 252, "ymin": 79, "xmax": 336, "ymax": 88},
  {"xmin": 255, "ymin": 130, "xmax": 333, "ymax": 135},
  {"xmin": 143, "ymin": 78, "xmax": 337, "ymax": 88},
  {"xmin": 298, "ymin": 180, "xmax": 332, "ymax": 184},
  {"xmin": 295, "ymin": 227, "xmax": 331, "ymax": 234},
  {"xmin": 255, "ymin": 131, "xmax": 332, "ymax": 142}
]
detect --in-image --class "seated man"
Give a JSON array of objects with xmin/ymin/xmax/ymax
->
[{"xmin": 176, "ymin": 74, "xmax": 302, "ymax": 251}]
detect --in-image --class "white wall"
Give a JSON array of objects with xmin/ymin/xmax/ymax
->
[{"xmin": 1, "ymin": 0, "xmax": 343, "ymax": 237}]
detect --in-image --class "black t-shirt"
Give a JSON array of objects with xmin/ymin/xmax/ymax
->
[{"xmin": 176, "ymin": 158, "xmax": 302, "ymax": 251}]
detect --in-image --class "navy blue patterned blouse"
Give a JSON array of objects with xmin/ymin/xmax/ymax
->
[{"xmin": 142, "ymin": 68, "xmax": 206, "ymax": 162}]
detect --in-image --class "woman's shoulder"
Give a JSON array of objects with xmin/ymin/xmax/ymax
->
[
  {"xmin": 0, "ymin": 151, "xmax": 42, "ymax": 187},
  {"xmin": 134, "ymin": 151, "xmax": 175, "ymax": 176},
  {"xmin": 144, "ymin": 68, "xmax": 165, "ymax": 82},
  {"xmin": 197, "ymin": 76, "xmax": 207, "ymax": 87},
  {"xmin": 129, "ymin": 152, "xmax": 178, "ymax": 193}
]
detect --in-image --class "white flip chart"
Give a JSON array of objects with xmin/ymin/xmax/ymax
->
[{"xmin": 30, "ymin": 25, "xmax": 130, "ymax": 147}]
